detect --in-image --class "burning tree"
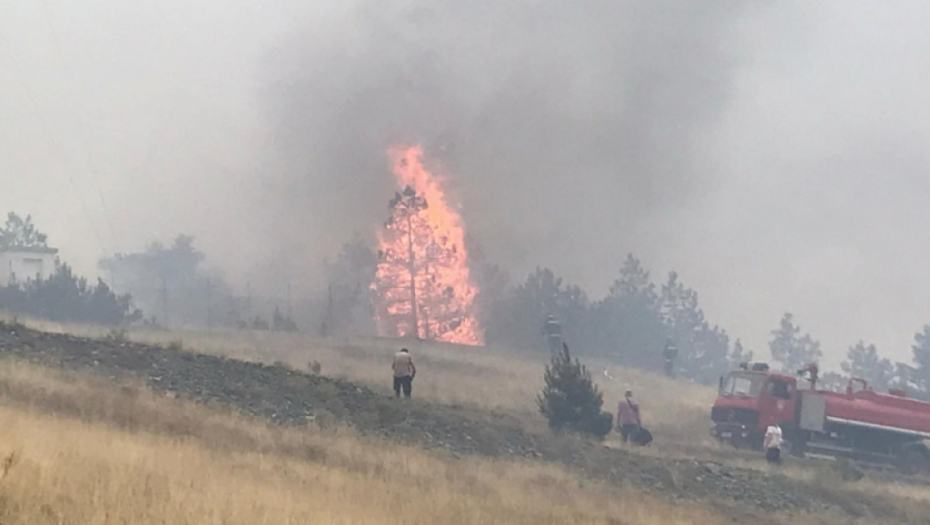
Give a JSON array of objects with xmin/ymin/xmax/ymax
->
[{"xmin": 371, "ymin": 146, "xmax": 482, "ymax": 345}]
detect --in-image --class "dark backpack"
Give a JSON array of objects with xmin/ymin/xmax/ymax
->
[{"xmin": 633, "ymin": 426, "xmax": 653, "ymax": 446}]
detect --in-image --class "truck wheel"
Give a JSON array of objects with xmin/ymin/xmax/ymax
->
[{"xmin": 896, "ymin": 447, "xmax": 929, "ymax": 476}]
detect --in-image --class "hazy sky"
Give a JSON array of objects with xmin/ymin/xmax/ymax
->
[{"xmin": 3, "ymin": 1, "xmax": 930, "ymax": 368}]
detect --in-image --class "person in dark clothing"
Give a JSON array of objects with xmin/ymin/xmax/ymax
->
[
  {"xmin": 542, "ymin": 315, "xmax": 563, "ymax": 356},
  {"xmin": 662, "ymin": 338, "xmax": 678, "ymax": 378}
]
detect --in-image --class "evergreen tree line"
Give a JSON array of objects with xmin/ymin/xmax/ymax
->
[
  {"xmin": 0, "ymin": 213, "xmax": 298, "ymax": 331},
  {"xmin": 5, "ymin": 207, "xmax": 925, "ymax": 395},
  {"xmin": 477, "ymin": 256, "xmax": 733, "ymax": 384},
  {"xmin": 325, "ymin": 237, "xmax": 735, "ymax": 384},
  {"xmin": 100, "ymin": 234, "xmax": 299, "ymax": 332},
  {"xmin": 326, "ymin": 235, "xmax": 930, "ymax": 392},
  {"xmin": 0, "ymin": 264, "xmax": 142, "ymax": 326},
  {"xmin": 770, "ymin": 312, "xmax": 930, "ymax": 399}
]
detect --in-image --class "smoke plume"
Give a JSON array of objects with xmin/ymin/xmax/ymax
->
[{"xmin": 260, "ymin": 0, "xmax": 760, "ymax": 289}]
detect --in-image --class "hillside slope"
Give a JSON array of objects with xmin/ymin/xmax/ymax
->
[
  {"xmin": 0, "ymin": 322, "xmax": 924, "ymax": 522},
  {"xmin": 0, "ymin": 362, "xmax": 767, "ymax": 525}
]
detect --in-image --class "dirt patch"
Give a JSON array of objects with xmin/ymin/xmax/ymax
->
[{"xmin": 0, "ymin": 323, "xmax": 923, "ymax": 522}]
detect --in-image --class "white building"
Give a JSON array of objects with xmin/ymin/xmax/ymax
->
[{"xmin": 0, "ymin": 247, "xmax": 58, "ymax": 285}]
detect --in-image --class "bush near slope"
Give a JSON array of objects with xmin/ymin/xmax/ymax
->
[{"xmin": 537, "ymin": 343, "xmax": 613, "ymax": 439}]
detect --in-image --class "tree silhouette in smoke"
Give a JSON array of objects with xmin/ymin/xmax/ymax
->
[
  {"xmin": 0, "ymin": 212, "xmax": 48, "ymax": 249},
  {"xmin": 372, "ymin": 186, "xmax": 468, "ymax": 341},
  {"xmin": 769, "ymin": 313, "xmax": 823, "ymax": 373}
]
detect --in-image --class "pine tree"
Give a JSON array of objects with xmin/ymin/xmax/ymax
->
[
  {"xmin": 485, "ymin": 267, "xmax": 590, "ymax": 352},
  {"xmin": 537, "ymin": 343, "xmax": 613, "ymax": 439},
  {"xmin": 730, "ymin": 339, "xmax": 751, "ymax": 366},
  {"xmin": 818, "ymin": 371, "xmax": 849, "ymax": 393},
  {"xmin": 660, "ymin": 271, "xmax": 729, "ymax": 382},
  {"xmin": 769, "ymin": 313, "xmax": 822, "ymax": 373},
  {"xmin": 911, "ymin": 325, "xmax": 930, "ymax": 394},
  {"xmin": 594, "ymin": 254, "xmax": 666, "ymax": 369},
  {"xmin": 0, "ymin": 212, "xmax": 48, "ymax": 249},
  {"xmin": 372, "ymin": 186, "xmax": 472, "ymax": 341},
  {"xmin": 890, "ymin": 362, "xmax": 926, "ymax": 399},
  {"xmin": 324, "ymin": 234, "xmax": 378, "ymax": 336},
  {"xmin": 841, "ymin": 341, "xmax": 893, "ymax": 392}
]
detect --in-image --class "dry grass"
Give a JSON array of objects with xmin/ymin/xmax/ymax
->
[
  {"xmin": 153, "ymin": 330, "xmax": 718, "ymax": 448},
  {"xmin": 16, "ymin": 315, "xmax": 716, "ymax": 442},
  {"xmin": 0, "ymin": 317, "xmax": 926, "ymax": 523},
  {"xmin": 0, "ymin": 358, "xmax": 851, "ymax": 525}
]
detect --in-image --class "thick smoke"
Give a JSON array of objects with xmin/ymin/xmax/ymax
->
[{"xmin": 260, "ymin": 0, "xmax": 763, "ymax": 290}]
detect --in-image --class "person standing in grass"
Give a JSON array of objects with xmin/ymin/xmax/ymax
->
[
  {"xmin": 764, "ymin": 424, "xmax": 783, "ymax": 464},
  {"xmin": 542, "ymin": 315, "xmax": 563, "ymax": 356},
  {"xmin": 392, "ymin": 348, "xmax": 416, "ymax": 399},
  {"xmin": 616, "ymin": 389, "xmax": 641, "ymax": 444}
]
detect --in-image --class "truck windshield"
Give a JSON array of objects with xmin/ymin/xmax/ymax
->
[{"xmin": 720, "ymin": 373, "xmax": 765, "ymax": 397}]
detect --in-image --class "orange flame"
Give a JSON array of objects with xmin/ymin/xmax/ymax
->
[{"xmin": 371, "ymin": 145, "xmax": 483, "ymax": 345}]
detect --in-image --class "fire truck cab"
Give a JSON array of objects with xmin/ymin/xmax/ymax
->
[{"xmin": 711, "ymin": 362, "xmax": 797, "ymax": 449}]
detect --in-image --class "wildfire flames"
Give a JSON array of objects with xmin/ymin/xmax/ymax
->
[{"xmin": 371, "ymin": 145, "xmax": 483, "ymax": 345}]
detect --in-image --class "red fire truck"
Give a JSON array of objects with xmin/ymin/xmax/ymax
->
[{"xmin": 711, "ymin": 362, "xmax": 930, "ymax": 474}]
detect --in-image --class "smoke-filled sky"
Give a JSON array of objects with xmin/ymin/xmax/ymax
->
[{"xmin": 3, "ymin": 1, "xmax": 930, "ymax": 368}]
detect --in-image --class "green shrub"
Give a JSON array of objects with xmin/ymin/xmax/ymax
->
[{"xmin": 537, "ymin": 343, "xmax": 612, "ymax": 439}]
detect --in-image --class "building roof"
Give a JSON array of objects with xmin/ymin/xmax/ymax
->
[{"xmin": 0, "ymin": 246, "xmax": 58, "ymax": 255}]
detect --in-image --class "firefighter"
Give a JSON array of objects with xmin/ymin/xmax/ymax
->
[
  {"xmin": 392, "ymin": 348, "xmax": 416, "ymax": 399},
  {"xmin": 542, "ymin": 315, "xmax": 563, "ymax": 356},
  {"xmin": 616, "ymin": 389, "xmax": 641, "ymax": 444},
  {"xmin": 662, "ymin": 337, "xmax": 678, "ymax": 378},
  {"xmin": 764, "ymin": 423, "xmax": 783, "ymax": 464}
]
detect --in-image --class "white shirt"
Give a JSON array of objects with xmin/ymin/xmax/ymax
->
[
  {"xmin": 392, "ymin": 352, "xmax": 415, "ymax": 378},
  {"xmin": 763, "ymin": 425, "xmax": 783, "ymax": 450}
]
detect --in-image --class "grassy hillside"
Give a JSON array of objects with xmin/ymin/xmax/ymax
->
[
  {"xmin": 25, "ymin": 318, "xmax": 716, "ymax": 446},
  {"xmin": 0, "ymin": 359, "xmax": 921, "ymax": 525},
  {"xmin": 5, "ymin": 316, "xmax": 930, "ymax": 523},
  {"xmin": 0, "ymin": 362, "xmax": 776, "ymax": 524}
]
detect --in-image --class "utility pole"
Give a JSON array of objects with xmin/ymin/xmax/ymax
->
[
  {"xmin": 160, "ymin": 276, "xmax": 168, "ymax": 328},
  {"xmin": 206, "ymin": 277, "xmax": 213, "ymax": 330},
  {"xmin": 286, "ymin": 282, "xmax": 293, "ymax": 318},
  {"xmin": 246, "ymin": 282, "xmax": 252, "ymax": 324},
  {"xmin": 321, "ymin": 284, "xmax": 332, "ymax": 337}
]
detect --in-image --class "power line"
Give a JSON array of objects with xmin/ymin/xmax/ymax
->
[
  {"xmin": 37, "ymin": 0, "xmax": 120, "ymax": 254},
  {"xmin": 0, "ymin": 31, "xmax": 108, "ymax": 255}
]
